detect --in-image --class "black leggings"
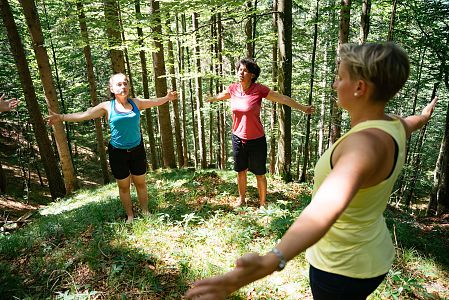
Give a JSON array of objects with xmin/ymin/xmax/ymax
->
[{"xmin": 309, "ymin": 265, "xmax": 386, "ymax": 300}]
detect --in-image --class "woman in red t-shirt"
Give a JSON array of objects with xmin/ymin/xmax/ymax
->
[{"xmin": 208, "ymin": 58, "xmax": 314, "ymax": 208}]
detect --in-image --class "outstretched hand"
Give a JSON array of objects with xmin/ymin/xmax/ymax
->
[
  {"xmin": 0, "ymin": 94, "xmax": 19, "ymax": 112},
  {"xmin": 303, "ymin": 105, "xmax": 315, "ymax": 115},
  {"xmin": 166, "ymin": 90, "xmax": 178, "ymax": 101},
  {"xmin": 185, "ymin": 252, "xmax": 274, "ymax": 300},
  {"xmin": 46, "ymin": 110, "xmax": 63, "ymax": 125},
  {"xmin": 422, "ymin": 96, "xmax": 438, "ymax": 118}
]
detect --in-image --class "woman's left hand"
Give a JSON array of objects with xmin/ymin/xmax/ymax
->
[
  {"xmin": 166, "ymin": 91, "xmax": 178, "ymax": 101},
  {"xmin": 303, "ymin": 105, "xmax": 315, "ymax": 114}
]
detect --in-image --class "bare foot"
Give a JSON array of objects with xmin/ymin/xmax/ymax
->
[
  {"xmin": 141, "ymin": 210, "xmax": 150, "ymax": 217},
  {"xmin": 236, "ymin": 197, "xmax": 245, "ymax": 207},
  {"xmin": 259, "ymin": 201, "xmax": 266, "ymax": 209},
  {"xmin": 126, "ymin": 216, "xmax": 134, "ymax": 224}
]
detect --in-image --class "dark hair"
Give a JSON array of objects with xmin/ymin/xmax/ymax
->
[
  {"xmin": 237, "ymin": 58, "xmax": 261, "ymax": 83},
  {"xmin": 340, "ymin": 42, "xmax": 410, "ymax": 102}
]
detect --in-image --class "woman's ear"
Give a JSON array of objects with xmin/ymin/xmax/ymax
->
[{"xmin": 355, "ymin": 79, "xmax": 369, "ymax": 96}]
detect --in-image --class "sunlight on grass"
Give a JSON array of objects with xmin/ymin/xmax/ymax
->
[{"xmin": 39, "ymin": 184, "xmax": 117, "ymax": 216}]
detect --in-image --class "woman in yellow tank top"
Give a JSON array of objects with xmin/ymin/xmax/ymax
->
[{"xmin": 186, "ymin": 43, "xmax": 438, "ymax": 300}]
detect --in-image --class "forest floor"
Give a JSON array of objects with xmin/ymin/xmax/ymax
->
[{"xmin": 0, "ymin": 127, "xmax": 448, "ymax": 299}]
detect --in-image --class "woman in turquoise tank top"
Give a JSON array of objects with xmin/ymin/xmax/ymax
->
[
  {"xmin": 47, "ymin": 73, "xmax": 177, "ymax": 223},
  {"xmin": 186, "ymin": 43, "xmax": 438, "ymax": 300}
]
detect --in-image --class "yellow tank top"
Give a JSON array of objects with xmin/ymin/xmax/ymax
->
[{"xmin": 305, "ymin": 117, "xmax": 406, "ymax": 278}]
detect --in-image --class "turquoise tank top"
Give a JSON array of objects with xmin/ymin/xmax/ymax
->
[{"xmin": 109, "ymin": 99, "xmax": 141, "ymax": 149}]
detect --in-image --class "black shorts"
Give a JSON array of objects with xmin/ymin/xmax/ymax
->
[
  {"xmin": 108, "ymin": 140, "xmax": 147, "ymax": 180},
  {"xmin": 309, "ymin": 264, "xmax": 386, "ymax": 300},
  {"xmin": 232, "ymin": 134, "xmax": 267, "ymax": 175}
]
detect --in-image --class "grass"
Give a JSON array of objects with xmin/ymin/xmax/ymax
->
[{"xmin": 1, "ymin": 169, "xmax": 448, "ymax": 299}]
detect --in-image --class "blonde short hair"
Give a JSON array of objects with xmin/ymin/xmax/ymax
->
[{"xmin": 340, "ymin": 42, "xmax": 410, "ymax": 102}]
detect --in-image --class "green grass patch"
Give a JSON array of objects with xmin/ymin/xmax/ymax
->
[{"xmin": 0, "ymin": 169, "xmax": 447, "ymax": 299}]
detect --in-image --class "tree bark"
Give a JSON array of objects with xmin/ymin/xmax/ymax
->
[
  {"xmin": 192, "ymin": 12, "xmax": 207, "ymax": 169},
  {"xmin": 359, "ymin": 0, "xmax": 371, "ymax": 44},
  {"xmin": 1, "ymin": 0, "xmax": 65, "ymax": 199},
  {"xmin": 20, "ymin": 0, "xmax": 78, "ymax": 193},
  {"xmin": 135, "ymin": 0, "xmax": 158, "ymax": 170},
  {"xmin": 104, "ymin": 0, "xmax": 125, "ymax": 73},
  {"xmin": 300, "ymin": 0, "xmax": 319, "ymax": 183},
  {"xmin": 269, "ymin": 0, "xmax": 278, "ymax": 175},
  {"xmin": 76, "ymin": 0, "xmax": 110, "ymax": 184},
  {"xmin": 150, "ymin": 0, "xmax": 176, "ymax": 168},
  {"xmin": 166, "ymin": 15, "xmax": 184, "ymax": 168},
  {"xmin": 330, "ymin": 0, "xmax": 351, "ymax": 144},
  {"xmin": 387, "ymin": 0, "xmax": 397, "ymax": 42}
]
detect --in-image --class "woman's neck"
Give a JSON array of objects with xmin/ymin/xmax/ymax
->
[{"xmin": 240, "ymin": 81, "xmax": 252, "ymax": 92}]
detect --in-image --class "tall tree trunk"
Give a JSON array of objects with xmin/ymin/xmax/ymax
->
[
  {"xmin": 20, "ymin": 0, "xmax": 78, "ymax": 193},
  {"xmin": 104, "ymin": 0, "xmax": 125, "ymax": 73},
  {"xmin": 276, "ymin": 0, "xmax": 293, "ymax": 182},
  {"xmin": 118, "ymin": 2, "xmax": 135, "ymax": 98},
  {"xmin": 330, "ymin": 0, "xmax": 351, "ymax": 144},
  {"xmin": 166, "ymin": 16, "xmax": 184, "ymax": 167},
  {"xmin": 217, "ymin": 13, "xmax": 226, "ymax": 169},
  {"xmin": 359, "ymin": 0, "xmax": 371, "ymax": 44},
  {"xmin": 150, "ymin": 0, "xmax": 176, "ymax": 168},
  {"xmin": 175, "ymin": 14, "xmax": 189, "ymax": 167},
  {"xmin": 192, "ymin": 12, "xmax": 207, "ymax": 169},
  {"xmin": 1, "ymin": 0, "xmax": 65, "ymax": 199},
  {"xmin": 269, "ymin": 0, "xmax": 278, "ymax": 175},
  {"xmin": 300, "ymin": 0, "xmax": 319, "ymax": 182},
  {"xmin": 135, "ymin": 0, "xmax": 158, "ymax": 170},
  {"xmin": 387, "ymin": 0, "xmax": 397, "ymax": 42},
  {"xmin": 245, "ymin": 0, "xmax": 255, "ymax": 58},
  {"xmin": 76, "ymin": 0, "xmax": 110, "ymax": 184}
]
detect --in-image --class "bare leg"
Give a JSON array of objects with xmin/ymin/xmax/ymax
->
[
  {"xmin": 237, "ymin": 170, "xmax": 247, "ymax": 206},
  {"xmin": 116, "ymin": 176, "xmax": 134, "ymax": 223},
  {"xmin": 256, "ymin": 174, "xmax": 267, "ymax": 207},
  {"xmin": 132, "ymin": 174, "xmax": 149, "ymax": 215}
]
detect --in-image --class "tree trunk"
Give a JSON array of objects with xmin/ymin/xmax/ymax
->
[
  {"xmin": 150, "ymin": 0, "xmax": 176, "ymax": 168},
  {"xmin": 77, "ymin": 0, "xmax": 110, "ymax": 184},
  {"xmin": 359, "ymin": 0, "xmax": 371, "ymax": 44},
  {"xmin": 269, "ymin": 0, "xmax": 278, "ymax": 175},
  {"xmin": 166, "ymin": 16, "xmax": 184, "ymax": 168},
  {"xmin": 245, "ymin": 0, "xmax": 255, "ymax": 58},
  {"xmin": 175, "ymin": 13, "xmax": 189, "ymax": 167},
  {"xmin": 300, "ymin": 0, "xmax": 319, "ymax": 183},
  {"xmin": 330, "ymin": 0, "xmax": 351, "ymax": 144},
  {"xmin": 135, "ymin": 0, "xmax": 158, "ymax": 170},
  {"xmin": 217, "ymin": 13, "xmax": 226, "ymax": 169},
  {"xmin": 192, "ymin": 12, "xmax": 207, "ymax": 169},
  {"xmin": 276, "ymin": 0, "xmax": 293, "ymax": 182},
  {"xmin": 387, "ymin": 0, "xmax": 397, "ymax": 42},
  {"xmin": 118, "ymin": 2, "xmax": 135, "ymax": 98},
  {"xmin": 20, "ymin": 0, "xmax": 78, "ymax": 193},
  {"xmin": 1, "ymin": 0, "xmax": 66, "ymax": 199},
  {"xmin": 104, "ymin": 0, "xmax": 125, "ymax": 73}
]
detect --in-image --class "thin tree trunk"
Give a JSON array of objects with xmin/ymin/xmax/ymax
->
[
  {"xmin": 77, "ymin": 0, "xmax": 110, "ymax": 184},
  {"xmin": 245, "ymin": 0, "xmax": 254, "ymax": 58},
  {"xmin": 269, "ymin": 0, "xmax": 278, "ymax": 175},
  {"xmin": 104, "ymin": 0, "xmax": 125, "ymax": 73},
  {"xmin": 387, "ymin": 0, "xmax": 397, "ymax": 42},
  {"xmin": 276, "ymin": 0, "xmax": 293, "ymax": 182},
  {"xmin": 20, "ymin": 0, "xmax": 78, "ymax": 193},
  {"xmin": 166, "ymin": 16, "xmax": 184, "ymax": 167},
  {"xmin": 192, "ymin": 12, "xmax": 207, "ymax": 169},
  {"xmin": 175, "ymin": 14, "xmax": 189, "ymax": 167},
  {"xmin": 135, "ymin": 0, "xmax": 158, "ymax": 170},
  {"xmin": 118, "ymin": 2, "xmax": 135, "ymax": 98},
  {"xmin": 150, "ymin": 0, "xmax": 176, "ymax": 168},
  {"xmin": 359, "ymin": 0, "xmax": 371, "ymax": 44},
  {"xmin": 300, "ymin": 0, "xmax": 319, "ymax": 183},
  {"xmin": 330, "ymin": 0, "xmax": 351, "ymax": 144},
  {"xmin": 1, "ymin": 0, "xmax": 65, "ymax": 199}
]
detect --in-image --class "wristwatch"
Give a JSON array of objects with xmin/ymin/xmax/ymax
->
[{"xmin": 270, "ymin": 247, "xmax": 286, "ymax": 271}]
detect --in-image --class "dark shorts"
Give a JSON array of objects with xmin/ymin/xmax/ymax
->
[
  {"xmin": 309, "ymin": 264, "xmax": 386, "ymax": 300},
  {"xmin": 108, "ymin": 140, "xmax": 147, "ymax": 180},
  {"xmin": 232, "ymin": 134, "xmax": 267, "ymax": 175}
]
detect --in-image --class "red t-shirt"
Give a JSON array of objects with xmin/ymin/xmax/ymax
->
[{"xmin": 227, "ymin": 83, "xmax": 270, "ymax": 140}]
